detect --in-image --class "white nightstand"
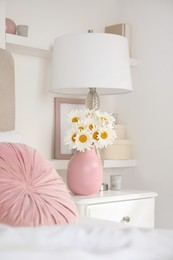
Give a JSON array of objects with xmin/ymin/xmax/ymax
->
[{"xmin": 72, "ymin": 190, "xmax": 158, "ymax": 228}]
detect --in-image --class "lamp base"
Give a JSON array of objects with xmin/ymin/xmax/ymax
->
[{"xmin": 85, "ymin": 88, "xmax": 100, "ymax": 110}]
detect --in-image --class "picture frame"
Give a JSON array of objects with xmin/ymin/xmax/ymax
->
[{"xmin": 54, "ymin": 97, "xmax": 85, "ymax": 159}]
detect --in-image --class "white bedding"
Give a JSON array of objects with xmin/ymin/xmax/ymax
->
[
  {"xmin": 0, "ymin": 131, "xmax": 22, "ymax": 143},
  {"xmin": 0, "ymin": 219, "xmax": 173, "ymax": 260}
]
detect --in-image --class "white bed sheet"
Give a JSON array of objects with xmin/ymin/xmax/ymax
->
[
  {"xmin": 0, "ymin": 218, "xmax": 173, "ymax": 260},
  {"xmin": 0, "ymin": 131, "xmax": 22, "ymax": 143}
]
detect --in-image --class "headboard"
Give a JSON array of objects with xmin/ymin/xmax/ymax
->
[{"xmin": 0, "ymin": 48, "xmax": 15, "ymax": 131}]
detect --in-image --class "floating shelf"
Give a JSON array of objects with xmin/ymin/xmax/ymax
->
[
  {"xmin": 5, "ymin": 33, "xmax": 51, "ymax": 58},
  {"xmin": 103, "ymin": 159, "xmax": 136, "ymax": 168},
  {"xmin": 5, "ymin": 34, "xmax": 137, "ymax": 65},
  {"xmin": 50, "ymin": 159, "xmax": 136, "ymax": 170}
]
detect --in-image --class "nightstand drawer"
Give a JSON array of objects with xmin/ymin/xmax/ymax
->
[{"xmin": 84, "ymin": 198, "xmax": 155, "ymax": 228}]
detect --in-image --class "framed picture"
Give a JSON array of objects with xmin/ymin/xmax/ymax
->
[{"xmin": 54, "ymin": 97, "xmax": 85, "ymax": 159}]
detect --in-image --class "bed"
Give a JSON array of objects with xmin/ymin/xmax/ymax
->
[
  {"xmin": 0, "ymin": 48, "xmax": 173, "ymax": 259},
  {"xmin": 0, "ymin": 219, "xmax": 173, "ymax": 259}
]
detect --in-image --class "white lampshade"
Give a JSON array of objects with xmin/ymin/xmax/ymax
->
[{"xmin": 51, "ymin": 33, "xmax": 132, "ymax": 95}]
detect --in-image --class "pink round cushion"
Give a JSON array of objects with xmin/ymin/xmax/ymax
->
[{"xmin": 0, "ymin": 143, "xmax": 78, "ymax": 226}]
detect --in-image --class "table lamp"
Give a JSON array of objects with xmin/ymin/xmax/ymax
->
[{"xmin": 51, "ymin": 32, "xmax": 132, "ymax": 109}]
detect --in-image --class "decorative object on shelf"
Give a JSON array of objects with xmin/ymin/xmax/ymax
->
[
  {"xmin": 65, "ymin": 108, "xmax": 116, "ymax": 195},
  {"xmin": 115, "ymin": 124, "xmax": 126, "ymax": 139},
  {"xmin": 54, "ymin": 97, "xmax": 85, "ymax": 159},
  {"xmin": 51, "ymin": 32, "xmax": 132, "ymax": 109},
  {"xmin": 103, "ymin": 139, "xmax": 132, "ymax": 160},
  {"xmin": 16, "ymin": 24, "xmax": 28, "ymax": 37},
  {"xmin": 99, "ymin": 183, "xmax": 108, "ymax": 191},
  {"xmin": 110, "ymin": 175, "xmax": 122, "ymax": 190},
  {"xmin": 5, "ymin": 18, "xmax": 16, "ymax": 34},
  {"xmin": 67, "ymin": 147, "xmax": 103, "ymax": 195},
  {"xmin": 105, "ymin": 23, "xmax": 131, "ymax": 56},
  {"xmin": 102, "ymin": 124, "xmax": 132, "ymax": 160}
]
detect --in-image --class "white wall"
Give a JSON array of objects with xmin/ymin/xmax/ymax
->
[
  {"xmin": 116, "ymin": 0, "xmax": 173, "ymax": 229},
  {"xmin": 0, "ymin": 1, "xmax": 5, "ymax": 48},
  {"xmin": 5, "ymin": 0, "xmax": 173, "ymax": 228}
]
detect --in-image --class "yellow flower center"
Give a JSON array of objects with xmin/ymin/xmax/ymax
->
[
  {"xmin": 71, "ymin": 134, "xmax": 76, "ymax": 142},
  {"xmin": 93, "ymin": 131, "xmax": 99, "ymax": 140},
  {"xmin": 101, "ymin": 131, "xmax": 108, "ymax": 139},
  {"xmin": 78, "ymin": 126, "xmax": 84, "ymax": 130},
  {"xmin": 100, "ymin": 116, "xmax": 107, "ymax": 121},
  {"xmin": 79, "ymin": 134, "xmax": 87, "ymax": 143},
  {"xmin": 72, "ymin": 117, "xmax": 79, "ymax": 123},
  {"xmin": 89, "ymin": 124, "xmax": 93, "ymax": 130}
]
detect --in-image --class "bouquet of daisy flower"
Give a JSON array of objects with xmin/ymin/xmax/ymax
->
[{"xmin": 64, "ymin": 109, "xmax": 116, "ymax": 152}]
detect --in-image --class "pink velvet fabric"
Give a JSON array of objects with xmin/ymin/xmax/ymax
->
[{"xmin": 0, "ymin": 143, "xmax": 78, "ymax": 226}]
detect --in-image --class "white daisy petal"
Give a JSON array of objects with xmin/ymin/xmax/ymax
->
[
  {"xmin": 75, "ymin": 129, "xmax": 92, "ymax": 152},
  {"xmin": 67, "ymin": 109, "xmax": 83, "ymax": 124},
  {"xmin": 97, "ymin": 126, "xmax": 117, "ymax": 149},
  {"xmin": 64, "ymin": 108, "xmax": 116, "ymax": 151}
]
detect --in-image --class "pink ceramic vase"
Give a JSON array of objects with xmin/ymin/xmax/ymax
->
[{"xmin": 67, "ymin": 147, "xmax": 103, "ymax": 196}]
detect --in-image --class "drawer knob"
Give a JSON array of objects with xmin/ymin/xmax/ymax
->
[{"xmin": 121, "ymin": 216, "xmax": 130, "ymax": 223}]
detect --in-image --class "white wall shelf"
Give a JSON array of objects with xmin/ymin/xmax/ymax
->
[
  {"xmin": 5, "ymin": 34, "xmax": 137, "ymax": 64},
  {"xmin": 104, "ymin": 159, "xmax": 136, "ymax": 168},
  {"xmin": 5, "ymin": 34, "xmax": 51, "ymax": 58},
  {"xmin": 50, "ymin": 159, "xmax": 136, "ymax": 170}
]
